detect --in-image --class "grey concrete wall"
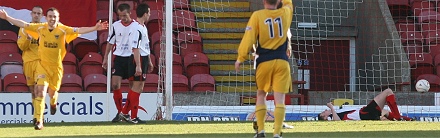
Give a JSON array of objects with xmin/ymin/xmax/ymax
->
[{"xmin": 355, "ymin": 0, "xmax": 410, "ymax": 91}]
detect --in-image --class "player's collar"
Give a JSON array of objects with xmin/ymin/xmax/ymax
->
[{"xmin": 121, "ymin": 19, "xmax": 135, "ymax": 27}]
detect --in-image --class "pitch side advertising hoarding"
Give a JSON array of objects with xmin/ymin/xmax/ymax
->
[{"xmin": 0, "ymin": 93, "xmax": 160, "ymax": 124}]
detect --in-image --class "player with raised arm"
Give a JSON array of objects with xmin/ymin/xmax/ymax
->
[
  {"xmin": 102, "ymin": 3, "xmax": 140, "ymax": 123},
  {"xmin": 235, "ymin": 0, "xmax": 293, "ymax": 137},
  {"xmin": 119, "ymin": 3, "xmax": 154, "ymax": 124},
  {"xmin": 16, "ymin": 6, "xmax": 43, "ymax": 125},
  {"xmin": 0, "ymin": 7, "xmax": 108, "ymax": 130},
  {"xmin": 318, "ymin": 88, "xmax": 414, "ymax": 121}
]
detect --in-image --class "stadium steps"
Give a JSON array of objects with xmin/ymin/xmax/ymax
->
[{"xmin": 192, "ymin": 0, "xmax": 255, "ymax": 93}]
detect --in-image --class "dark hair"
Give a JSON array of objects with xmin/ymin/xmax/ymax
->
[
  {"xmin": 117, "ymin": 3, "xmax": 131, "ymax": 12},
  {"xmin": 317, "ymin": 114, "xmax": 325, "ymax": 121},
  {"xmin": 136, "ymin": 3, "xmax": 150, "ymax": 18},
  {"xmin": 277, "ymin": 1, "xmax": 283, "ymax": 9},
  {"xmin": 266, "ymin": 0, "xmax": 278, "ymax": 5},
  {"xmin": 46, "ymin": 7, "xmax": 59, "ymax": 14},
  {"xmin": 33, "ymin": 6, "xmax": 43, "ymax": 10}
]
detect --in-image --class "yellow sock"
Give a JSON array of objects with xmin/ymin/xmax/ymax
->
[
  {"xmin": 50, "ymin": 92, "xmax": 58, "ymax": 106},
  {"xmin": 255, "ymin": 105, "xmax": 267, "ymax": 132},
  {"xmin": 32, "ymin": 98, "xmax": 38, "ymax": 119},
  {"xmin": 273, "ymin": 104, "xmax": 286, "ymax": 136},
  {"xmin": 34, "ymin": 97, "xmax": 45, "ymax": 122}
]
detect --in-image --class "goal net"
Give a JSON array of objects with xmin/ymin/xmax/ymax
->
[{"xmin": 151, "ymin": 0, "xmax": 440, "ymax": 122}]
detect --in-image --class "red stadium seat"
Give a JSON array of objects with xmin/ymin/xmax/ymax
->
[
  {"xmin": 147, "ymin": 10, "xmax": 164, "ymax": 37},
  {"xmin": 400, "ymin": 32, "xmax": 424, "ymax": 45},
  {"xmin": 177, "ymin": 31, "xmax": 203, "ymax": 57},
  {"xmin": 97, "ymin": 10, "xmax": 117, "ymax": 22},
  {"xmin": 79, "ymin": 52, "xmax": 104, "ymax": 79},
  {"xmin": 172, "ymin": 10, "xmax": 197, "ymax": 32},
  {"xmin": 63, "ymin": 52, "xmax": 77, "ymax": 74},
  {"xmin": 97, "ymin": 0, "xmax": 110, "ymax": 11},
  {"xmin": 115, "ymin": 0, "xmax": 138, "ymax": 11},
  {"xmin": 404, "ymin": 44, "xmax": 424, "ymax": 54},
  {"xmin": 130, "ymin": 9, "xmax": 137, "ymax": 21},
  {"xmin": 173, "ymin": 53, "xmax": 183, "ymax": 74},
  {"xmin": 190, "ymin": 74, "xmax": 215, "ymax": 92},
  {"xmin": 420, "ymin": 23, "xmax": 440, "ymax": 37},
  {"xmin": 396, "ymin": 22, "xmax": 418, "ymax": 34},
  {"xmin": 0, "ymin": 53, "xmax": 23, "ymax": 79},
  {"xmin": 3, "ymin": 73, "xmax": 28, "ymax": 92},
  {"xmin": 173, "ymin": 74, "xmax": 189, "ymax": 92},
  {"xmin": 72, "ymin": 38, "xmax": 100, "ymax": 60},
  {"xmin": 84, "ymin": 74, "xmax": 107, "ymax": 92},
  {"xmin": 424, "ymin": 31, "xmax": 440, "ymax": 45},
  {"xmin": 149, "ymin": 54, "xmax": 158, "ymax": 74},
  {"xmin": 416, "ymin": 74, "xmax": 440, "ymax": 92},
  {"xmin": 59, "ymin": 74, "xmax": 83, "ymax": 92},
  {"xmin": 143, "ymin": 0, "xmax": 164, "ymax": 10},
  {"xmin": 409, "ymin": 53, "xmax": 434, "ymax": 80},
  {"xmin": 0, "ymin": 30, "xmax": 19, "ymax": 54},
  {"xmin": 0, "ymin": 78, "xmax": 2, "ymax": 91},
  {"xmin": 417, "ymin": 10, "xmax": 440, "ymax": 23},
  {"xmin": 99, "ymin": 31, "xmax": 110, "ymax": 56},
  {"xmin": 434, "ymin": 54, "xmax": 440, "ymax": 75},
  {"xmin": 173, "ymin": 0, "xmax": 190, "ymax": 10},
  {"xmin": 144, "ymin": 74, "xmax": 159, "ymax": 92},
  {"xmin": 387, "ymin": 0, "xmax": 410, "ymax": 17},
  {"xmin": 411, "ymin": 0, "xmax": 435, "ymax": 17},
  {"xmin": 429, "ymin": 44, "xmax": 440, "ymax": 57},
  {"xmin": 184, "ymin": 52, "xmax": 210, "ymax": 78}
]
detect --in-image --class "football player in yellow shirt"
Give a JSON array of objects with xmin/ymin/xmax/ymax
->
[
  {"xmin": 16, "ymin": 6, "xmax": 43, "ymax": 126},
  {"xmin": 0, "ymin": 7, "xmax": 108, "ymax": 130},
  {"xmin": 235, "ymin": 0, "xmax": 293, "ymax": 137}
]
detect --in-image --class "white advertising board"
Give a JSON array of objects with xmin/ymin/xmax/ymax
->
[{"xmin": 0, "ymin": 93, "xmax": 161, "ymax": 124}]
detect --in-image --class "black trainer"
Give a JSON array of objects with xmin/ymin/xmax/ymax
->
[
  {"xmin": 254, "ymin": 130, "xmax": 266, "ymax": 138},
  {"xmin": 111, "ymin": 113, "xmax": 122, "ymax": 123},
  {"xmin": 130, "ymin": 117, "xmax": 146, "ymax": 124},
  {"xmin": 120, "ymin": 114, "xmax": 131, "ymax": 122}
]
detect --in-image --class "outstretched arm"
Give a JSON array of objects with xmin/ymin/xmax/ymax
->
[
  {"xmin": 0, "ymin": 9, "xmax": 29, "ymax": 28},
  {"xmin": 78, "ymin": 20, "xmax": 109, "ymax": 34}
]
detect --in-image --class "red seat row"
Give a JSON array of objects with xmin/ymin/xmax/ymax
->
[{"xmin": 0, "ymin": 72, "xmax": 215, "ymax": 93}]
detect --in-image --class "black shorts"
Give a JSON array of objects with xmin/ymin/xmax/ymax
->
[
  {"xmin": 112, "ymin": 56, "xmax": 131, "ymax": 79},
  {"xmin": 359, "ymin": 100, "xmax": 382, "ymax": 120},
  {"xmin": 128, "ymin": 55, "xmax": 149, "ymax": 81}
]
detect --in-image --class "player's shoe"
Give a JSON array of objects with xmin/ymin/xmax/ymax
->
[
  {"xmin": 130, "ymin": 117, "xmax": 146, "ymax": 124},
  {"xmin": 273, "ymin": 134, "xmax": 282, "ymax": 138},
  {"xmin": 50, "ymin": 105, "xmax": 57, "ymax": 115},
  {"xmin": 282, "ymin": 123, "xmax": 294, "ymax": 129},
  {"xmin": 254, "ymin": 130, "xmax": 266, "ymax": 138},
  {"xmin": 120, "ymin": 114, "xmax": 131, "ymax": 122},
  {"xmin": 111, "ymin": 113, "xmax": 122, "ymax": 123},
  {"xmin": 34, "ymin": 121, "xmax": 43, "ymax": 130}
]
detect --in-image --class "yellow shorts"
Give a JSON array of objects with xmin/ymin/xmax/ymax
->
[
  {"xmin": 23, "ymin": 60, "xmax": 39, "ymax": 86},
  {"xmin": 35, "ymin": 62, "xmax": 63, "ymax": 91},
  {"xmin": 255, "ymin": 59, "xmax": 292, "ymax": 93}
]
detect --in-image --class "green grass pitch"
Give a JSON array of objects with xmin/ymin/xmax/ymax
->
[{"xmin": 0, "ymin": 121, "xmax": 439, "ymax": 137}]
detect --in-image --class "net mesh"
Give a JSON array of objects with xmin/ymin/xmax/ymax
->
[{"xmin": 150, "ymin": 0, "xmax": 440, "ymax": 121}]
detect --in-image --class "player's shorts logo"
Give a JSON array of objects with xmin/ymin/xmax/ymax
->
[
  {"xmin": 37, "ymin": 74, "xmax": 45, "ymax": 78},
  {"xmin": 112, "ymin": 69, "xmax": 116, "ymax": 74},
  {"xmin": 142, "ymin": 74, "xmax": 146, "ymax": 79}
]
